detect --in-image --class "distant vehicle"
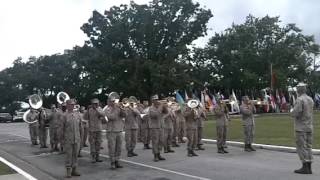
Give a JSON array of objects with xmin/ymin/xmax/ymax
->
[
  {"xmin": 12, "ymin": 111, "xmax": 25, "ymax": 122},
  {"xmin": 0, "ymin": 113, "xmax": 13, "ymax": 123}
]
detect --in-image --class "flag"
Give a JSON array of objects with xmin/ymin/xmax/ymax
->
[
  {"xmin": 175, "ymin": 91, "xmax": 185, "ymax": 105},
  {"xmin": 200, "ymin": 91, "xmax": 205, "ymax": 108},
  {"xmin": 230, "ymin": 90, "xmax": 240, "ymax": 113},
  {"xmin": 185, "ymin": 90, "xmax": 189, "ymax": 101}
]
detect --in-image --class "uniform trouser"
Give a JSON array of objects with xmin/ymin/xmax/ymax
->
[
  {"xmin": 178, "ymin": 121, "xmax": 186, "ymax": 141},
  {"xmin": 172, "ymin": 121, "xmax": 178, "ymax": 143},
  {"xmin": 187, "ymin": 129, "xmax": 197, "ymax": 150},
  {"xmin": 151, "ymin": 128, "xmax": 163, "ymax": 154},
  {"xmin": 141, "ymin": 128, "xmax": 150, "ymax": 145},
  {"xmin": 197, "ymin": 127, "xmax": 203, "ymax": 145},
  {"xmin": 163, "ymin": 128, "xmax": 173, "ymax": 151},
  {"xmin": 79, "ymin": 126, "xmax": 84, "ymax": 150},
  {"xmin": 58, "ymin": 127, "xmax": 64, "ymax": 150},
  {"xmin": 49, "ymin": 127, "xmax": 59, "ymax": 147},
  {"xmin": 125, "ymin": 129, "xmax": 138, "ymax": 151},
  {"xmin": 216, "ymin": 126, "xmax": 227, "ymax": 148},
  {"xmin": 295, "ymin": 131, "xmax": 313, "ymax": 163},
  {"xmin": 83, "ymin": 126, "xmax": 88, "ymax": 146},
  {"xmin": 243, "ymin": 125, "xmax": 254, "ymax": 144},
  {"xmin": 107, "ymin": 132, "xmax": 122, "ymax": 163},
  {"xmin": 39, "ymin": 126, "xmax": 48, "ymax": 147},
  {"xmin": 65, "ymin": 143, "xmax": 80, "ymax": 168},
  {"xmin": 29, "ymin": 125, "xmax": 39, "ymax": 144},
  {"xmin": 89, "ymin": 131, "xmax": 102, "ymax": 155},
  {"xmin": 137, "ymin": 119, "xmax": 142, "ymax": 142}
]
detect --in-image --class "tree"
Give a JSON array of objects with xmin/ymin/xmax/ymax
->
[
  {"xmin": 81, "ymin": 0, "xmax": 212, "ymax": 100},
  {"xmin": 205, "ymin": 15, "xmax": 319, "ymax": 95}
]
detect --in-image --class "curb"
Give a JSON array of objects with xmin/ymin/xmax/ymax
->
[{"xmin": 202, "ymin": 139, "xmax": 320, "ymax": 155}]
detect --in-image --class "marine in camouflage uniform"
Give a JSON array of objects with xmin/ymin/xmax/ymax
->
[
  {"xmin": 240, "ymin": 96, "xmax": 256, "ymax": 152},
  {"xmin": 62, "ymin": 99, "xmax": 81, "ymax": 178},
  {"xmin": 214, "ymin": 99, "xmax": 229, "ymax": 154},
  {"xmin": 27, "ymin": 109, "xmax": 39, "ymax": 145},
  {"xmin": 83, "ymin": 98, "xmax": 105, "ymax": 163},
  {"xmin": 48, "ymin": 104, "xmax": 61, "ymax": 151},
  {"xmin": 104, "ymin": 97, "xmax": 126, "ymax": 169},
  {"xmin": 291, "ymin": 83, "xmax": 314, "ymax": 174},
  {"xmin": 148, "ymin": 96, "xmax": 166, "ymax": 162}
]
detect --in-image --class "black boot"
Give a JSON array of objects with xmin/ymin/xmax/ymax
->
[
  {"xmin": 187, "ymin": 150, "xmax": 193, "ymax": 157},
  {"xmin": 131, "ymin": 151, "xmax": 138, "ymax": 156},
  {"xmin": 168, "ymin": 147, "xmax": 175, "ymax": 153},
  {"xmin": 244, "ymin": 144, "xmax": 251, "ymax": 152},
  {"xmin": 158, "ymin": 153, "xmax": 166, "ymax": 160},
  {"xmin": 249, "ymin": 144, "xmax": 256, "ymax": 151},
  {"xmin": 307, "ymin": 162, "xmax": 312, "ymax": 174},
  {"xmin": 222, "ymin": 147, "xmax": 229, "ymax": 153},
  {"xmin": 110, "ymin": 162, "xmax": 116, "ymax": 170},
  {"xmin": 197, "ymin": 145, "xmax": 205, "ymax": 150},
  {"xmin": 127, "ymin": 150, "xmax": 133, "ymax": 157},
  {"xmin": 154, "ymin": 154, "xmax": 159, "ymax": 162},
  {"xmin": 191, "ymin": 150, "xmax": 198, "ymax": 156},
  {"xmin": 294, "ymin": 163, "xmax": 310, "ymax": 174},
  {"xmin": 91, "ymin": 155, "xmax": 96, "ymax": 163},
  {"xmin": 96, "ymin": 154, "xmax": 103, "ymax": 162},
  {"xmin": 217, "ymin": 147, "xmax": 224, "ymax": 154},
  {"xmin": 144, "ymin": 144, "xmax": 150, "ymax": 149},
  {"xmin": 115, "ymin": 161, "xmax": 123, "ymax": 168}
]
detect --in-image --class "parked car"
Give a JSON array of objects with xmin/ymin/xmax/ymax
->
[
  {"xmin": 12, "ymin": 111, "xmax": 25, "ymax": 122},
  {"xmin": 0, "ymin": 113, "xmax": 13, "ymax": 123}
]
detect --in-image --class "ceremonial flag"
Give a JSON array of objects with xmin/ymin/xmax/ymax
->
[
  {"xmin": 230, "ymin": 90, "xmax": 240, "ymax": 113},
  {"xmin": 200, "ymin": 91, "xmax": 205, "ymax": 108},
  {"xmin": 175, "ymin": 91, "xmax": 185, "ymax": 105},
  {"xmin": 185, "ymin": 90, "xmax": 189, "ymax": 101}
]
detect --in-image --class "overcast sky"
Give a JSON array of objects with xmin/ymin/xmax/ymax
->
[{"xmin": 0, "ymin": 0, "xmax": 319, "ymax": 70}]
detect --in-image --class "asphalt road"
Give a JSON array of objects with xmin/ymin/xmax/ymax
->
[{"xmin": 0, "ymin": 122, "xmax": 319, "ymax": 180}]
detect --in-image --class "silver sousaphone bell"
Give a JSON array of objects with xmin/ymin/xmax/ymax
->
[
  {"xmin": 187, "ymin": 99, "xmax": 200, "ymax": 109},
  {"xmin": 23, "ymin": 94, "xmax": 43, "ymax": 124},
  {"xmin": 57, "ymin": 91, "xmax": 70, "ymax": 104}
]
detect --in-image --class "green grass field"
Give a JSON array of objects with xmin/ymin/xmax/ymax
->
[
  {"xmin": 0, "ymin": 161, "xmax": 16, "ymax": 175},
  {"xmin": 204, "ymin": 112, "xmax": 320, "ymax": 149}
]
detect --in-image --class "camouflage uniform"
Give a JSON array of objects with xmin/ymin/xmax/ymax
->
[
  {"xmin": 240, "ymin": 97, "xmax": 256, "ymax": 152},
  {"xmin": 291, "ymin": 84, "xmax": 314, "ymax": 174},
  {"xmin": 141, "ymin": 111, "xmax": 151, "ymax": 149},
  {"xmin": 149, "ymin": 105, "xmax": 166, "ymax": 161},
  {"xmin": 27, "ymin": 110, "xmax": 39, "ymax": 145},
  {"xmin": 83, "ymin": 107, "xmax": 105, "ymax": 162},
  {"xmin": 124, "ymin": 106, "xmax": 140, "ymax": 157},
  {"xmin": 105, "ymin": 105, "xmax": 126, "ymax": 169},
  {"xmin": 62, "ymin": 108, "xmax": 81, "ymax": 177},
  {"xmin": 48, "ymin": 107, "xmax": 62, "ymax": 151},
  {"xmin": 214, "ymin": 103, "xmax": 229, "ymax": 153},
  {"xmin": 38, "ymin": 109, "xmax": 48, "ymax": 148},
  {"xmin": 184, "ymin": 108, "xmax": 198, "ymax": 157},
  {"xmin": 196, "ymin": 107, "xmax": 206, "ymax": 150},
  {"xmin": 175, "ymin": 110, "xmax": 186, "ymax": 143},
  {"xmin": 163, "ymin": 108, "xmax": 174, "ymax": 153}
]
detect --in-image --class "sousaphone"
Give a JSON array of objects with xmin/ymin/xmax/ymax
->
[
  {"xmin": 57, "ymin": 91, "xmax": 70, "ymax": 104},
  {"xmin": 23, "ymin": 94, "xmax": 43, "ymax": 124}
]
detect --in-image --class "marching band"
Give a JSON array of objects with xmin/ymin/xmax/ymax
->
[{"xmin": 22, "ymin": 82, "xmax": 315, "ymax": 177}]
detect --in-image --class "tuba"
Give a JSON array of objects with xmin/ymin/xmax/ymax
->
[
  {"xmin": 23, "ymin": 94, "xmax": 43, "ymax": 124},
  {"xmin": 57, "ymin": 92, "xmax": 70, "ymax": 104},
  {"xmin": 187, "ymin": 99, "xmax": 200, "ymax": 117}
]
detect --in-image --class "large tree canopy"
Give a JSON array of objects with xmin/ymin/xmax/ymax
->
[
  {"xmin": 204, "ymin": 15, "xmax": 318, "ymax": 93},
  {"xmin": 81, "ymin": 0, "xmax": 212, "ymax": 99}
]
